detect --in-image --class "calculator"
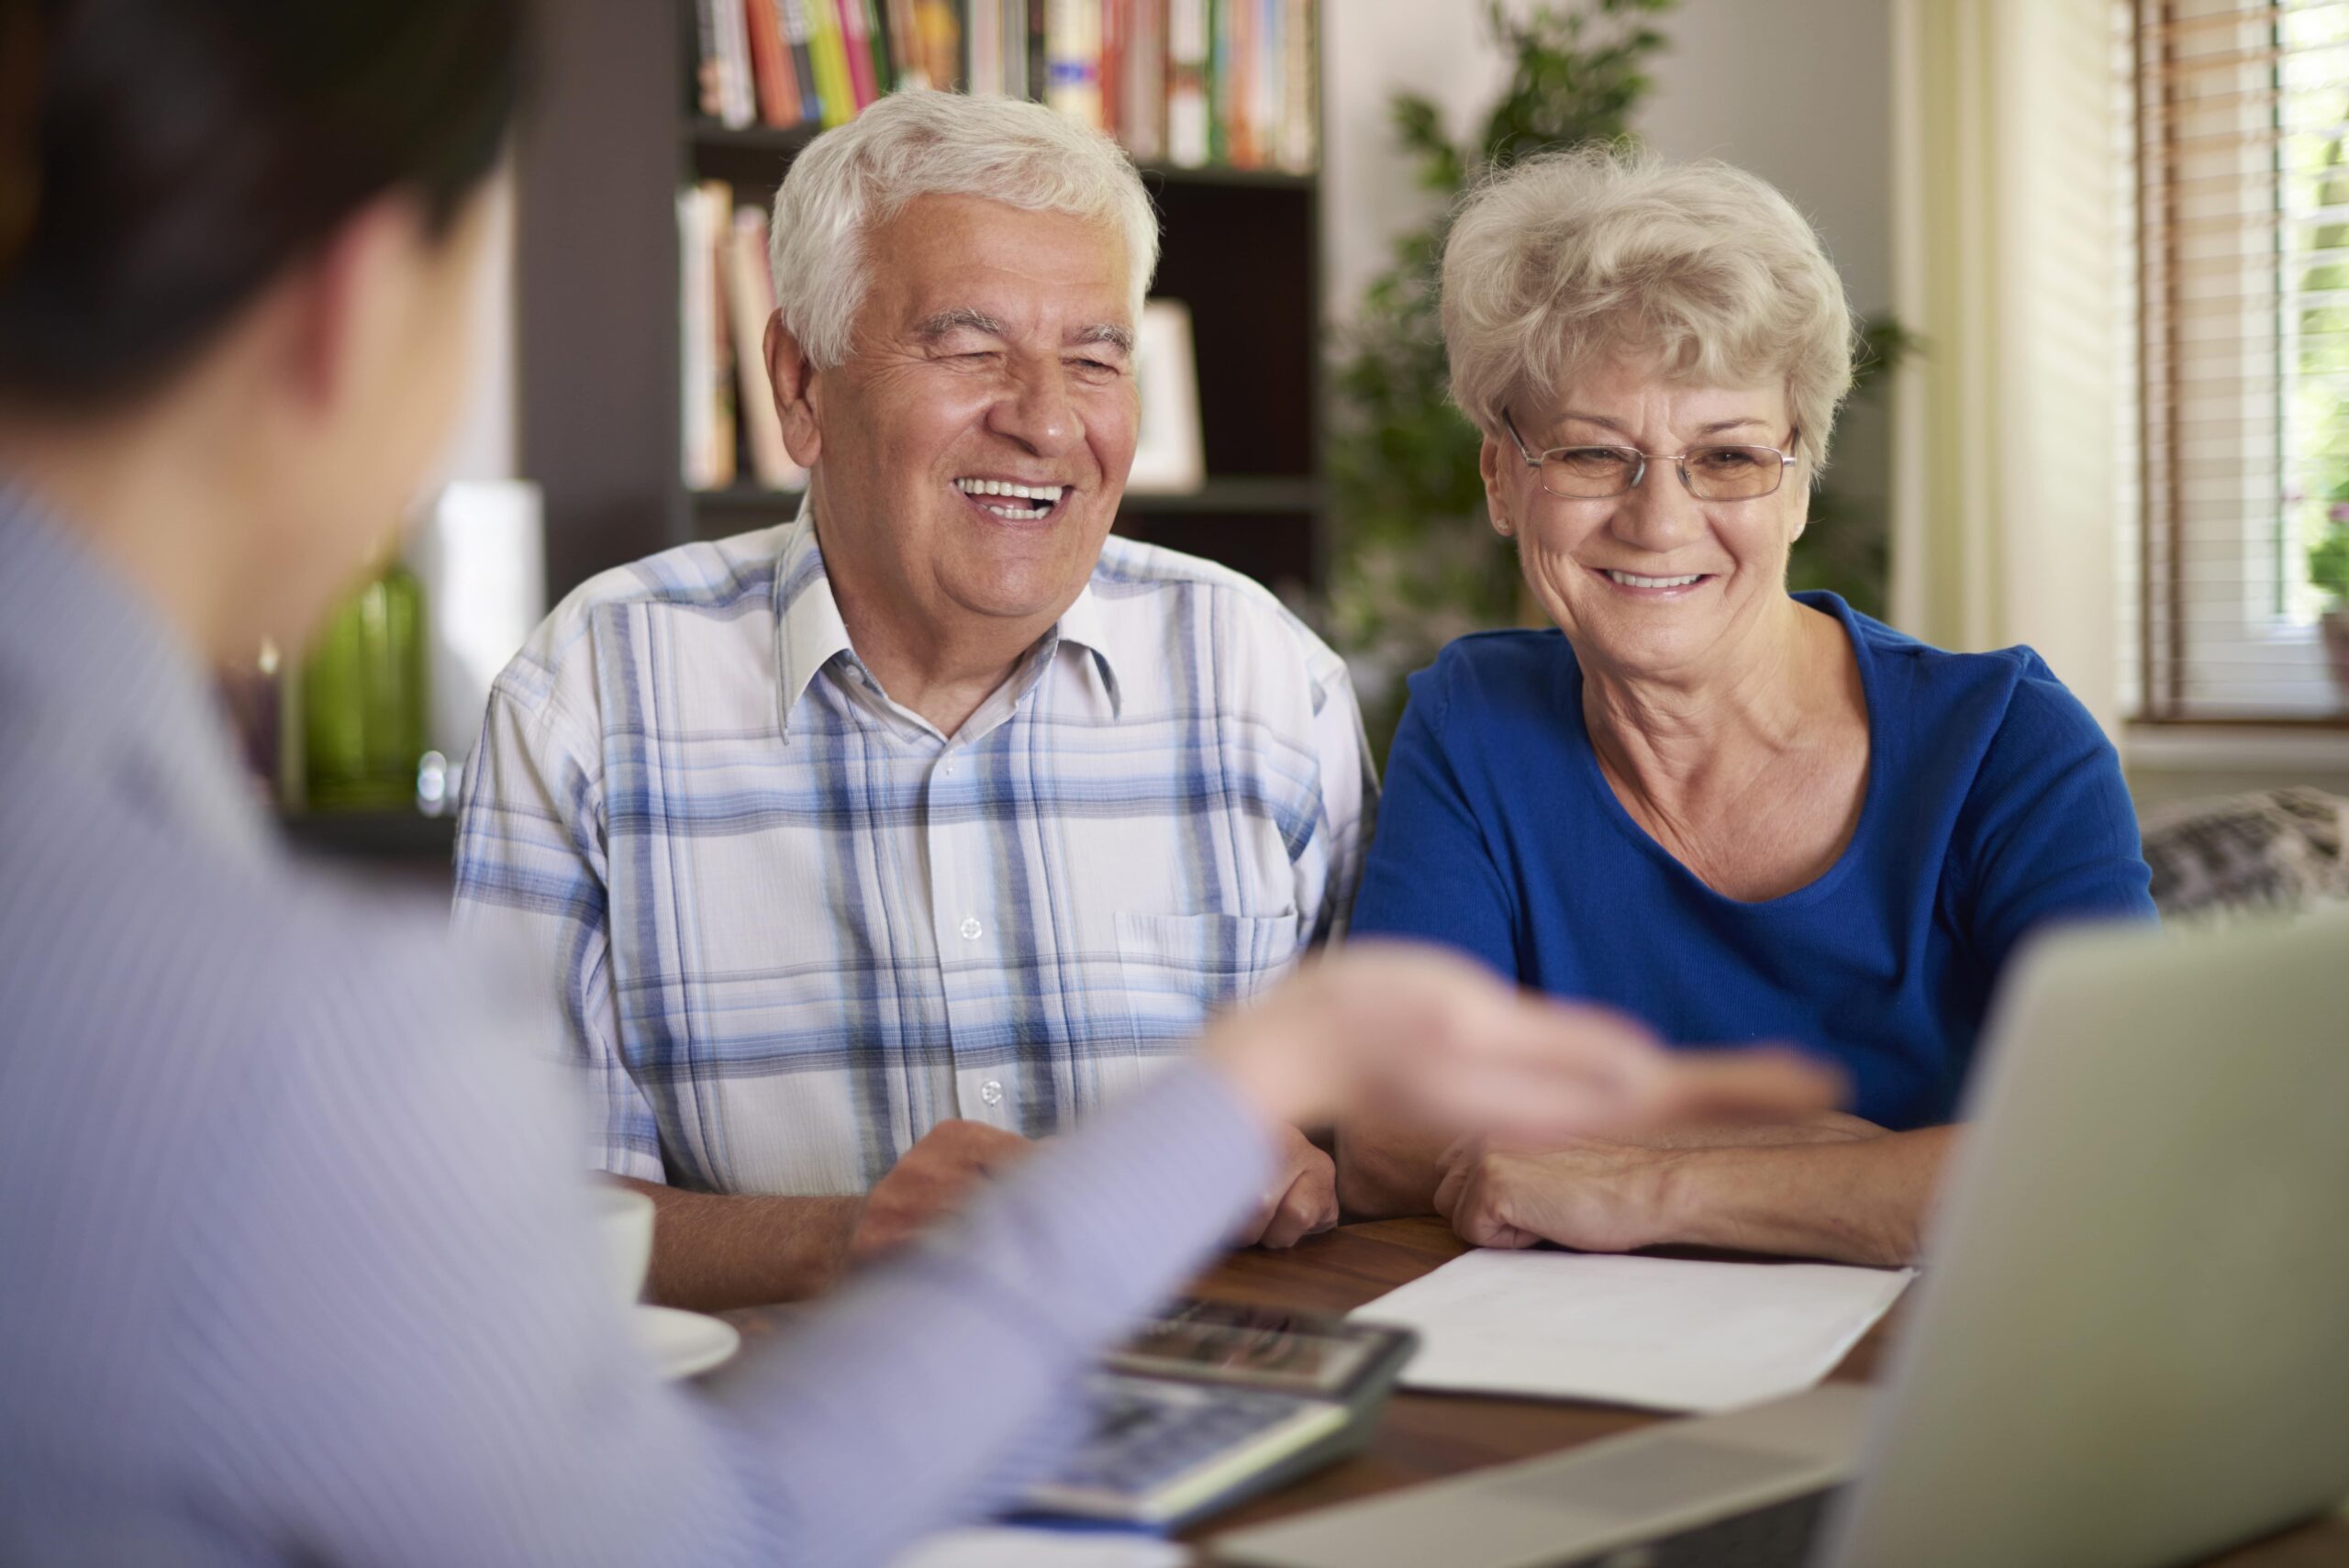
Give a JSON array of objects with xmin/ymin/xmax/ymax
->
[{"xmin": 1018, "ymin": 1298, "xmax": 1419, "ymax": 1529}]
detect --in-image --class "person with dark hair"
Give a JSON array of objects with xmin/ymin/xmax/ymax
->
[{"xmin": 0, "ymin": 5, "xmax": 1839, "ymax": 1562}]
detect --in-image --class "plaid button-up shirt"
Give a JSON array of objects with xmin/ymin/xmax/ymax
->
[{"xmin": 453, "ymin": 511, "xmax": 1373, "ymax": 1194}]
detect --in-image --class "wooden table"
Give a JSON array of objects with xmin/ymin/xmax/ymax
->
[{"xmin": 1175, "ymin": 1218, "xmax": 2349, "ymax": 1565}]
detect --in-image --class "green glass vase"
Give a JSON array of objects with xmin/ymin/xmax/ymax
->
[{"xmin": 303, "ymin": 559, "xmax": 429, "ymax": 812}]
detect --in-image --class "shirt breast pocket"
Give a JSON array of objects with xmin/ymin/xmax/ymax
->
[{"xmin": 1112, "ymin": 909, "xmax": 1302, "ymax": 1051}]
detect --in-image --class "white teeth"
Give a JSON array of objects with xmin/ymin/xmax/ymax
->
[
  {"xmin": 1606, "ymin": 570, "xmax": 1703, "ymax": 589},
  {"xmin": 954, "ymin": 477, "xmax": 1065, "ymax": 504}
]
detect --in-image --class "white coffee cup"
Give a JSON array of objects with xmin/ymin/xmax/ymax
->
[{"xmin": 592, "ymin": 1186, "xmax": 655, "ymax": 1305}]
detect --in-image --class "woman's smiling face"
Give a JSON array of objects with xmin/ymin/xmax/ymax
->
[{"xmin": 1484, "ymin": 351, "xmax": 1809, "ymax": 683}]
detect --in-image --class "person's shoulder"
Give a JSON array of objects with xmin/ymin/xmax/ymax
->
[
  {"xmin": 1815, "ymin": 593, "xmax": 2109, "ymax": 759},
  {"xmin": 1408, "ymin": 627, "xmax": 1573, "ymax": 715},
  {"xmin": 1091, "ymin": 533, "xmax": 1346, "ymax": 679},
  {"xmin": 496, "ymin": 522, "xmax": 794, "ymax": 712}
]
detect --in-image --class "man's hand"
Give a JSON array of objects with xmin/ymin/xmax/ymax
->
[
  {"xmin": 1432, "ymin": 1136, "xmax": 1678, "ymax": 1252},
  {"xmin": 1202, "ymin": 942, "xmax": 1845, "ymax": 1145},
  {"xmin": 849, "ymin": 1120, "xmax": 1035, "ymax": 1262},
  {"xmin": 1233, "ymin": 1126, "xmax": 1339, "ymax": 1250}
]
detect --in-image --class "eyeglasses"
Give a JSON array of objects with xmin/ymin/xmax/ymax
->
[{"xmin": 1501, "ymin": 409, "xmax": 1798, "ymax": 502}]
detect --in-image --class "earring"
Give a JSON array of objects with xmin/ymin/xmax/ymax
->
[{"xmin": 1494, "ymin": 514, "xmax": 1515, "ymax": 538}]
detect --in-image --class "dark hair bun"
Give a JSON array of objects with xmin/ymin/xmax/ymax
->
[{"xmin": 0, "ymin": 0, "xmax": 524, "ymax": 407}]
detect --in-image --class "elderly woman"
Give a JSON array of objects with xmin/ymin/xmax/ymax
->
[{"xmin": 1338, "ymin": 150, "xmax": 2156, "ymax": 1267}]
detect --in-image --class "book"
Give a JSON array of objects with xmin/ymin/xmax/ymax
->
[
  {"xmin": 1122, "ymin": 0, "xmax": 1165, "ymax": 161},
  {"xmin": 779, "ymin": 0, "xmax": 822, "ymax": 123},
  {"xmin": 885, "ymin": 0, "xmax": 925, "ymax": 88},
  {"xmin": 745, "ymin": 0, "xmax": 802, "ymax": 127},
  {"xmin": 1100, "ymin": 0, "xmax": 1126, "ymax": 140},
  {"xmin": 1277, "ymin": 0, "xmax": 1314, "ymax": 173},
  {"xmin": 711, "ymin": 0, "xmax": 758, "ymax": 128},
  {"xmin": 967, "ymin": 0, "xmax": 1000, "ymax": 95},
  {"xmin": 804, "ymin": 0, "xmax": 857, "ymax": 127},
  {"xmin": 1206, "ymin": 0, "xmax": 1230, "ymax": 166},
  {"xmin": 1029, "ymin": 0, "xmax": 1048, "ymax": 111},
  {"xmin": 914, "ymin": 0, "xmax": 962, "ymax": 91},
  {"xmin": 677, "ymin": 183, "xmax": 737, "ymax": 490},
  {"xmin": 1245, "ymin": 0, "xmax": 1277, "ymax": 171},
  {"xmin": 1044, "ymin": 0, "xmax": 1101, "ymax": 130},
  {"xmin": 724, "ymin": 209, "xmax": 807, "ymax": 490},
  {"xmin": 862, "ymin": 0, "xmax": 896, "ymax": 95},
  {"xmin": 1166, "ymin": 0, "xmax": 1208, "ymax": 167},
  {"xmin": 694, "ymin": 0, "xmax": 728, "ymax": 118},
  {"xmin": 835, "ymin": 0, "xmax": 879, "ymax": 111}
]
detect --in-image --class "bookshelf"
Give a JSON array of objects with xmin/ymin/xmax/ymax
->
[{"xmin": 515, "ymin": 1, "xmax": 1326, "ymax": 606}]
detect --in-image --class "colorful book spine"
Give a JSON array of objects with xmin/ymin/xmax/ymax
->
[
  {"xmin": 678, "ymin": 183, "xmax": 738, "ymax": 491},
  {"xmin": 998, "ymin": 0, "xmax": 1029, "ymax": 98},
  {"xmin": 835, "ymin": 0, "xmax": 879, "ymax": 111},
  {"xmin": 725, "ymin": 208, "xmax": 807, "ymax": 490},
  {"xmin": 914, "ymin": 0, "xmax": 962, "ymax": 91},
  {"xmin": 1166, "ymin": 0, "xmax": 1208, "ymax": 167},
  {"xmin": 777, "ymin": 0, "xmax": 821, "ymax": 123},
  {"xmin": 967, "ymin": 0, "xmax": 1001, "ymax": 95},
  {"xmin": 1245, "ymin": 0, "xmax": 1278, "ymax": 171},
  {"xmin": 712, "ymin": 0, "xmax": 758, "ymax": 128},
  {"xmin": 1100, "ymin": 0, "xmax": 1125, "ymax": 140},
  {"xmin": 885, "ymin": 0, "xmax": 925, "ymax": 89},
  {"xmin": 1027, "ymin": 0, "xmax": 1048, "ymax": 108},
  {"xmin": 745, "ymin": 0, "xmax": 802, "ymax": 127},
  {"xmin": 1206, "ymin": 0, "xmax": 1230, "ymax": 166},
  {"xmin": 1123, "ymin": 0, "xmax": 1165, "ymax": 161},
  {"xmin": 804, "ymin": 0, "xmax": 857, "ymax": 127},
  {"xmin": 1277, "ymin": 0, "xmax": 1314, "ymax": 173},
  {"xmin": 694, "ymin": 0, "xmax": 727, "ymax": 119},
  {"xmin": 1044, "ymin": 0, "xmax": 1102, "ymax": 130}
]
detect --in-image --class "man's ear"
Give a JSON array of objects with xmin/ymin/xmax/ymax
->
[
  {"xmin": 765, "ymin": 311, "xmax": 822, "ymax": 468},
  {"xmin": 279, "ymin": 200, "xmax": 412, "ymax": 415}
]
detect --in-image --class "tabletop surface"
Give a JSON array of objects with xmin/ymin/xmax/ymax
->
[{"xmin": 1175, "ymin": 1218, "xmax": 2349, "ymax": 1565}]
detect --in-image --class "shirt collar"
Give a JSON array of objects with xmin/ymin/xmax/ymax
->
[
  {"xmin": 1051, "ymin": 577, "xmax": 1124, "ymax": 718},
  {"xmin": 0, "ymin": 482, "xmax": 276, "ymax": 869},
  {"xmin": 770, "ymin": 500, "xmax": 858, "ymax": 739},
  {"xmin": 770, "ymin": 494, "xmax": 1125, "ymax": 737}
]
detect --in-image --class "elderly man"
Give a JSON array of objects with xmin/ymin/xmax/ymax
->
[{"xmin": 453, "ymin": 92, "xmax": 1372, "ymax": 1308}]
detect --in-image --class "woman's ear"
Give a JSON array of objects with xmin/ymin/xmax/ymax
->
[
  {"xmin": 765, "ymin": 312, "xmax": 822, "ymax": 468},
  {"xmin": 1479, "ymin": 433, "xmax": 1516, "ymax": 539}
]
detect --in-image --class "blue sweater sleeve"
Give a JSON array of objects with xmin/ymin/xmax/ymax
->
[
  {"xmin": 1949, "ymin": 653, "xmax": 2157, "ymax": 980},
  {"xmin": 1350, "ymin": 660, "xmax": 1522, "ymax": 980}
]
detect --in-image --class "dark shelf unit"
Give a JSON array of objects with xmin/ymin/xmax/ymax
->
[
  {"xmin": 516, "ymin": 3, "xmax": 1326, "ymax": 604},
  {"xmin": 279, "ymin": 810, "xmax": 457, "ymax": 863}
]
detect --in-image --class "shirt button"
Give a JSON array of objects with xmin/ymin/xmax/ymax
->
[
  {"xmin": 941, "ymin": 759, "xmax": 956, "ymax": 776},
  {"xmin": 980, "ymin": 1080, "xmax": 1004, "ymax": 1106},
  {"xmin": 960, "ymin": 916, "xmax": 983, "ymax": 940}
]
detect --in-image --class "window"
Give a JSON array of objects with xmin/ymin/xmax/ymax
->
[{"xmin": 2131, "ymin": 0, "xmax": 2349, "ymax": 719}]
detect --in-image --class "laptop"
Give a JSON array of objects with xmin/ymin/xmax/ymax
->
[{"xmin": 1212, "ymin": 906, "xmax": 2349, "ymax": 1568}]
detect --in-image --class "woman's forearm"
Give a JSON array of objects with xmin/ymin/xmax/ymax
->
[{"xmin": 1654, "ymin": 1125, "xmax": 1954, "ymax": 1267}]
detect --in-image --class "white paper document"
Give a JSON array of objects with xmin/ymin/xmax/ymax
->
[
  {"xmin": 888, "ymin": 1526, "xmax": 1186, "ymax": 1568},
  {"xmin": 1353, "ymin": 1248, "xmax": 1914, "ymax": 1414}
]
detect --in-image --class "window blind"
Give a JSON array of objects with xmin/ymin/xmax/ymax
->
[{"xmin": 2132, "ymin": 0, "xmax": 2349, "ymax": 719}]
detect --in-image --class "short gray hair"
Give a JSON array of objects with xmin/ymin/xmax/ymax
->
[
  {"xmin": 768, "ymin": 90, "xmax": 1160, "ymax": 370},
  {"xmin": 1441, "ymin": 147, "xmax": 1859, "ymax": 472}
]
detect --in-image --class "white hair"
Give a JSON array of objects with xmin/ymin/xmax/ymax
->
[
  {"xmin": 1441, "ymin": 146, "xmax": 1859, "ymax": 472},
  {"xmin": 768, "ymin": 90, "xmax": 1160, "ymax": 370}
]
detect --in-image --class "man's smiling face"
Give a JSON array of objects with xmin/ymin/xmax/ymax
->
[{"xmin": 803, "ymin": 192, "xmax": 1139, "ymax": 643}]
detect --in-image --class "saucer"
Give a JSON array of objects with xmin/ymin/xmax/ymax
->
[{"xmin": 633, "ymin": 1304, "xmax": 741, "ymax": 1380}]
